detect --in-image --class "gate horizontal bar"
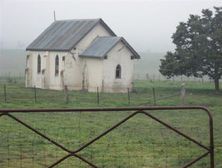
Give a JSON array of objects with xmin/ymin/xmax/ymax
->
[{"xmin": 0, "ymin": 106, "xmax": 214, "ymax": 113}]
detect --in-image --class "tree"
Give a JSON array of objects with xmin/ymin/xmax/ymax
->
[{"xmin": 159, "ymin": 7, "xmax": 222, "ymax": 90}]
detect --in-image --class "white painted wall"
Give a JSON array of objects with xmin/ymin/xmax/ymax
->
[
  {"xmin": 78, "ymin": 41, "xmax": 135, "ymax": 93},
  {"xmin": 25, "ymin": 54, "xmax": 33, "ymax": 87},
  {"xmin": 47, "ymin": 51, "xmax": 66, "ymax": 90},
  {"xmin": 102, "ymin": 41, "xmax": 135, "ymax": 92},
  {"xmin": 25, "ymin": 50, "xmax": 67, "ymax": 90},
  {"xmin": 81, "ymin": 58, "xmax": 103, "ymax": 92},
  {"xmin": 26, "ymin": 23, "xmax": 137, "ymax": 93},
  {"xmin": 63, "ymin": 22, "xmax": 112, "ymax": 90},
  {"xmin": 26, "ymin": 51, "xmax": 44, "ymax": 88}
]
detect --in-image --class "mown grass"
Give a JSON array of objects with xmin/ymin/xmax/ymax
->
[{"xmin": 0, "ymin": 79, "xmax": 221, "ymax": 167}]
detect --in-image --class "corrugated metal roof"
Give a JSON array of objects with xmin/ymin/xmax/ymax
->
[
  {"xmin": 26, "ymin": 19, "xmax": 116, "ymax": 51},
  {"xmin": 80, "ymin": 37, "xmax": 121, "ymax": 58},
  {"xmin": 80, "ymin": 36, "xmax": 140, "ymax": 59}
]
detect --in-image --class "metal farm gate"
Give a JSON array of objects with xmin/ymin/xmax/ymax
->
[{"xmin": 0, "ymin": 106, "xmax": 214, "ymax": 168}]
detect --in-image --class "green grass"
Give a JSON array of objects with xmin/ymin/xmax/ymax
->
[{"xmin": 0, "ymin": 80, "xmax": 221, "ymax": 167}]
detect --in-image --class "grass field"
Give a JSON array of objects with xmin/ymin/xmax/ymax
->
[{"xmin": 0, "ymin": 79, "xmax": 221, "ymax": 167}]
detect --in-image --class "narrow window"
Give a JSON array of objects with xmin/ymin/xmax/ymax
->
[
  {"xmin": 37, "ymin": 55, "xmax": 41, "ymax": 74},
  {"xmin": 115, "ymin": 64, "xmax": 121, "ymax": 79},
  {"xmin": 55, "ymin": 55, "xmax": 59, "ymax": 76}
]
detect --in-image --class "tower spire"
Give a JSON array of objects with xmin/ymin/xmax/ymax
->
[{"xmin": 53, "ymin": 10, "xmax": 56, "ymax": 21}]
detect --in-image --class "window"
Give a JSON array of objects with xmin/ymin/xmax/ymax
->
[
  {"xmin": 115, "ymin": 64, "xmax": 121, "ymax": 79},
  {"xmin": 37, "ymin": 55, "xmax": 41, "ymax": 74},
  {"xmin": 55, "ymin": 55, "xmax": 59, "ymax": 76}
]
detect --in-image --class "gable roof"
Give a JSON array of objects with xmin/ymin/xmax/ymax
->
[
  {"xmin": 26, "ymin": 19, "xmax": 116, "ymax": 51},
  {"xmin": 79, "ymin": 36, "xmax": 140, "ymax": 59}
]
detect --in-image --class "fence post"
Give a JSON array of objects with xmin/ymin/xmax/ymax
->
[
  {"xmin": 127, "ymin": 88, "xmax": 130, "ymax": 105},
  {"xmin": 180, "ymin": 83, "xmax": 186, "ymax": 105},
  {"xmin": 64, "ymin": 85, "xmax": 69, "ymax": 104},
  {"xmin": 146, "ymin": 73, "xmax": 149, "ymax": 80},
  {"xmin": 97, "ymin": 87, "xmax": 100, "ymax": 105},
  {"xmin": 34, "ymin": 85, "xmax": 37, "ymax": 103},
  {"xmin": 4, "ymin": 84, "xmax": 6, "ymax": 103},
  {"xmin": 152, "ymin": 87, "xmax": 156, "ymax": 105}
]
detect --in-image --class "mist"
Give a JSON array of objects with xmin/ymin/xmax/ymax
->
[{"xmin": 1, "ymin": 0, "xmax": 221, "ymax": 52}]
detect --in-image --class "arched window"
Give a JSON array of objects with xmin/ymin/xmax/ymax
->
[
  {"xmin": 55, "ymin": 55, "xmax": 59, "ymax": 76},
  {"xmin": 115, "ymin": 64, "xmax": 121, "ymax": 79},
  {"xmin": 37, "ymin": 55, "xmax": 41, "ymax": 74}
]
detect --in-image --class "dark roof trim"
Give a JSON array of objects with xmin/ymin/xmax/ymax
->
[
  {"xmin": 26, "ymin": 48, "xmax": 70, "ymax": 52},
  {"xmin": 98, "ymin": 19, "xmax": 116, "ymax": 37},
  {"xmin": 78, "ymin": 55, "xmax": 104, "ymax": 59},
  {"xmin": 101, "ymin": 37, "xmax": 140, "ymax": 59},
  {"xmin": 119, "ymin": 37, "xmax": 140, "ymax": 59}
]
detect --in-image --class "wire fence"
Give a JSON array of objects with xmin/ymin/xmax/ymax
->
[
  {"xmin": 0, "ymin": 72, "xmax": 215, "ymax": 83},
  {"xmin": 133, "ymin": 73, "xmax": 215, "ymax": 82},
  {"xmin": 0, "ymin": 83, "xmax": 182, "ymax": 106}
]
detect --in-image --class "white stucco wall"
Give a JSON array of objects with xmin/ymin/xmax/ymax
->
[
  {"xmin": 26, "ymin": 51, "xmax": 45, "ymax": 88},
  {"xmin": 76, "ymin": 23, "xmax": 112, "ymax": 52},
  {"xmin": 25, "ymin": 51, "xmax": 67, "ymax": 90},
  {"xmin": 77, "ymin": 41, "xmax": 135, "ymax": 93},
  {"xmin": 102, "ymin": 41, "xmax": 135, "ymax": 92},
  {"xmin": 81, "ymin": 58, "xmax": 103, "ymax": 92},
  {"xmin": 25, "ymin": 22, "xmax": 137, "ymax": 93},
  {"xmin": 47, "ymin": 51, "xmax": 66, "ymax": 90},
  {"xmin": 25, "ymin": 54, "xmax": 33, "ymax": 87},
  {"xmin": 63, "ymin": 22, "xmax": 112, "ymax": 90}
]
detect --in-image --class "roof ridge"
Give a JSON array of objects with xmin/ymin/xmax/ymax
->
[
  {"xmin": 55, "ymin": 18, "xmax": 101, "ymax": 22},
  {"xmin": 96, "ymin": 36, "xmax": 121, "ymax": 38}
]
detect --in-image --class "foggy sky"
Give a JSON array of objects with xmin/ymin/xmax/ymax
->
[{"xmin": 0, "ymin": 0, "xmax": 221, "ymax": 52}]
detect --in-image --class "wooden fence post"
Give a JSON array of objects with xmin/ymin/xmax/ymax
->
[
  {"xmin": 4, "ymin": 84, "xmax": 6, "ymax": 103},
  {"xmin": 152, "ymin": 87, "xmax": 156, "ymax": 105},
  {"xmin": 180, "ymin": 83, "xmax": 186, "ymax": 105},
  {"xmin": 127, "ymin": 88, "xmax": 130, "ymax": 105},
  {"xmin": 146, "ymin": 73, "xmax": 149, "ymax": 80},
  {"xmin": 34, "ymin": 85, "xmax": 37, "ymax": 103},
  {"xmin": 97, "ymin": 87, "xmax": 100, "ymax": 105},
  {"xmin": 64, "ymin": 85, "xmax": 69, "ymax": 104}
]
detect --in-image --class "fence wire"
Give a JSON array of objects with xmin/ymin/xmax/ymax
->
[{"xmin": 0, "ymin": 83, "xmax": 181, "ymax": 106}]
